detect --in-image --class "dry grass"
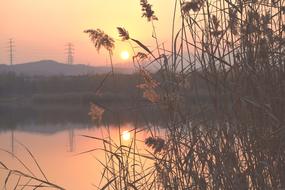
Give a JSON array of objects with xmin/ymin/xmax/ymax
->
[
  {"xmin": 0, "ymin": 144, "xmax": 65, "ymax": 190},
  {"xmin": 86, "ymin": 0, "xmax": 285, "ymax": 189},
  {"xmin": 1, "ymin": 0, "xmax": 284, "ymax": 189}
]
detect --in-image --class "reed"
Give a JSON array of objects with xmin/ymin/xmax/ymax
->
[
  {"xmin": 0, "ymin": 144, "xmax": 65, "ymax": 190},
  {"xmin": 1, "ymin": 0, "xmax": 283, "ymax": 189},
  {"xmin": 86, "ymin": 0, "xmax": 285, "ymax": 189}
]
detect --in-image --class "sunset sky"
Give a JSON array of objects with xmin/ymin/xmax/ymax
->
[{"xmin": 0, "ymin": 0, "xmax": 175, "ymax": 66}]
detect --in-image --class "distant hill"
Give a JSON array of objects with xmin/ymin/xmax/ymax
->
[{"xmin": 0, "ymin": 60, "xmax": 133, "ymax": 76}]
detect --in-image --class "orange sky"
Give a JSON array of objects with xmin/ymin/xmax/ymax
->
[{"xmin": 0, "ymin": 0, "xmax": 175, "ymax": 66}]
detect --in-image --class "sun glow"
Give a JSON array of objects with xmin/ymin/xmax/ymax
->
[
  {"xmin": 122, "ymin": 130, "xmax": 131, "ymax": 141},
  {"xmin": 120, "ymin": 51, "xmax": 130, "ymax": 60}
]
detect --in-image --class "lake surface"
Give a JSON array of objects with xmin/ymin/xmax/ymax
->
[{"xmin": 0, "ymin": 105, "xmax": 161, "ymax": 189}]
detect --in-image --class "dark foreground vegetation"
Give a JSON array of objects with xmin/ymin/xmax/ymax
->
[
  {"xmin": 1, "ymin": 0, "xmax": 285, "ymax": 189},
  {"xmin": 83, "ymin": 0, "xmax": 285, "ymax": 189}
]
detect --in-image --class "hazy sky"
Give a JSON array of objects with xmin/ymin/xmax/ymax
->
[{"xmin": 0, "ymin": 0, "xmax": 175, "ymax": 66}]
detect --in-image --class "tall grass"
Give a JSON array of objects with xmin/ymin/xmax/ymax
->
[
  {"xmin": 86, "ymin": 0, "xmax": 285, "ymax": 189},
  {"xmin": 0, "ymin": 144, "xmax": 65, "ymax": 190},
  {"xmin": 1, "ymin": 0, "xmax": 283, "ymax": 189}
]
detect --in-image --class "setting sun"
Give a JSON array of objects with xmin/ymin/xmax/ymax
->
[
  {"xmin": 0, "ymin": 0, "xmax": 283, "ymax": 189},
  {"xmin": 120, "ymin": 51, "xmax": 130, "ymax": 60},
  {"xmin": 122, "ymin": 130, "xmax": 131, "ymax": 141}
]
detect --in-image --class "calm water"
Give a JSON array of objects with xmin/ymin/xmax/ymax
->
[{"xmin": 0, "ymin": 105, "xmax": 160, "ymax": 189}]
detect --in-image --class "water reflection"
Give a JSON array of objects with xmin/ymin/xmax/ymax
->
[
  {"xmin": 0, "ymin": 125, "xmax": 155, "ymax": 190},
  {"xmin": 122, "ymin": 130, "xmax": 131, "ymax": 141},
  {"xmin": 0, "ymin": 105, "xmax": 161, "ymax": 189},
  {"xmin": 68, "ymin": 128, "xmax": 76, "ymax": 152},
  {"xmin": 11, "ymin": 130, "xmax": 15, "ymax": 156},
  {"xmin": 0, "ymin": 104, "xmax": 162, "ymax": 133}
]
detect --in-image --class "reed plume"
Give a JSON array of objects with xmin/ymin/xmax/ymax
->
[
  {"xmin": 84, "ymin": 29, "xmax": 115, "ymax": 54},
  {"xmin": 140, "ymin": 0, "xmax": 158, "ymax": 21}
]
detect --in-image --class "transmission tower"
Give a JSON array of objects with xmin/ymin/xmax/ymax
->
[
  {"xmin": 65, "ymin": 43, "xmax": 74, "ymax": 65},
  {"xmin": 8, "ymin": 39, "xmax": 15, "ymax": 65}
]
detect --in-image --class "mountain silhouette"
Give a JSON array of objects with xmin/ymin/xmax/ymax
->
[{"xmin": 0, "ymin": 60, "xmax": 132, "ymax": 76}]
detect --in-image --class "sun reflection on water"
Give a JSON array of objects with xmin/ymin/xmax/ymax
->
[{"xmin": 122, "ymin": 130, "xmax": 131, "ymax": 141}]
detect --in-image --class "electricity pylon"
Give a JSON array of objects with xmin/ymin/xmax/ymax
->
[
  {"xmin": 65, "ymin": 43, "xmax": 74, "ymax": 65},
  {"xmin": 8, "ymin": 38, "xmax": 15, "ymax": 65}
]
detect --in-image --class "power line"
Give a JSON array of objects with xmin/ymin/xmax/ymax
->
[{"xmin": 65, "ymin": 43, "xmax": 74, "ymax": 65}]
